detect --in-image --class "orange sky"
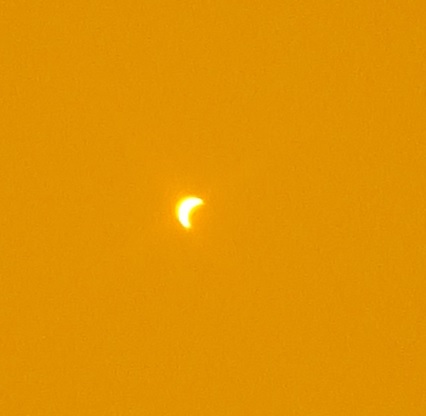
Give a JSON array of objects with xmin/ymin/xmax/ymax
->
[{"xmin": 1, "ymin": 1, "xmax": 425, "ymax": 414}]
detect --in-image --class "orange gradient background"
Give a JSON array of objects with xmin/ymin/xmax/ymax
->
[{"xmin": 1, "ymin": 1, "xmax": 425, "ymax": 414}]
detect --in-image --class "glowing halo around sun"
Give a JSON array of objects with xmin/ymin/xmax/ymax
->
[{"xmin": 176, "ymin": 196, "xmax": 204, "ymax": 229}]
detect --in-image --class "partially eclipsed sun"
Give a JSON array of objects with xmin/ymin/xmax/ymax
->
[{"xmin": 176, "ymin": 196, "xmax": 204, "ymax": 229}]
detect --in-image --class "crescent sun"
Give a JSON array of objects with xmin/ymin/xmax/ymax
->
[{"xmin": 176, "ymin": 196, "xmax": 204, "ymax": 229}]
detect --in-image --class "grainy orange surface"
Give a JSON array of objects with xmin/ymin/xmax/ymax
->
[{"xmin": 1, "ymin": 1, "xmax": 425, "ymax": 414}]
